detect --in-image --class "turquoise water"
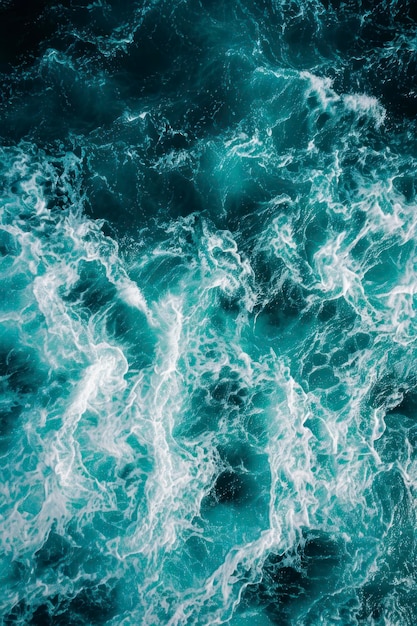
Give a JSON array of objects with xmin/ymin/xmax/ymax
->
[{"xmin": 1, "ymin": 1, "xmax": 417, "ymax": 624}]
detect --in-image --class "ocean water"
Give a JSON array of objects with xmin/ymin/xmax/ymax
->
[{"xmin": 1, "ymin": 1, "xmax": 417, "ymax": 624}]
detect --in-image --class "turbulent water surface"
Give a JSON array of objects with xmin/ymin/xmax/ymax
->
[{"xmin": 1, "ymin": 1, "xmax": 417, "ymax": 624}]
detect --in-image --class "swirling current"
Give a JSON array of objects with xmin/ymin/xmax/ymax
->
[{"xmin": 1, "ymin": 1, "xmax": 417, "ymax": 624}]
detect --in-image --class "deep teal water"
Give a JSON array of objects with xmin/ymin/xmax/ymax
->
[{"xmin": 1, "ymin": 1, "xmax": 417, "ymax": 624}]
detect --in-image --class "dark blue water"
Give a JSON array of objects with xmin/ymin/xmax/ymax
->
[{"xmin": 1, "ymin": 1, "xmax": 417, "ymax": 624}]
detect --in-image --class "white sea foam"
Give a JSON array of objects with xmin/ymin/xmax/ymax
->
[
  {"xmin": 2, "ymin": 17, "xmax": 417, "ymax": 619},
  {"xmin": 344, "ymin": 93, "xmax": 386, "ymax": 127}
]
